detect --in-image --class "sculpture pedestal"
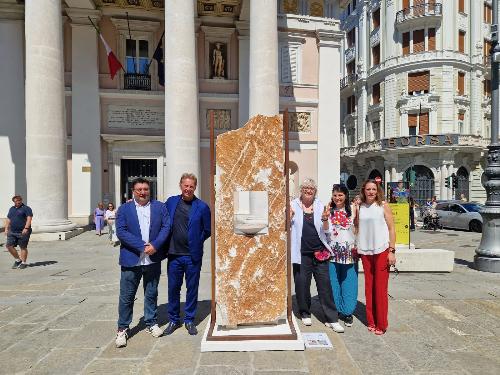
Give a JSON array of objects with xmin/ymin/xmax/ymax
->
[{"xmin": 201, "ymin": 316, "xmax": 304, "ymax": 352}]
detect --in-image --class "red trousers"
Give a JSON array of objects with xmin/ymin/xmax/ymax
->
[{"xmin": 361, "ymin": 249, "xmax": 389, "ymax": 331}]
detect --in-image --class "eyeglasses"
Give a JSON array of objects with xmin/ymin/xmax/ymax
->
[{"xmin": 134, "ymin": 188, "xmax": 150, "ymax": 192}]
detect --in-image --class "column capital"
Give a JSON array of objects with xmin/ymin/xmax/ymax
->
[
  {"xmin": 316, "ymin": 29, "xmax": 343, "ymax": 48},
  {"xmin": 66, "ymin": 8, "xmax": 101, "ymax": 27}
]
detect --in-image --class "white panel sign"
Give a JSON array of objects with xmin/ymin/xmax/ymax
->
[{"xmin": 108, "ymin": 105, "xmax": 165, "ymax": 129}]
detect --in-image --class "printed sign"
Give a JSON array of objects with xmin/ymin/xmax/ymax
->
[
  {"xmin": 389, "ymin": 203, "xmax": 410, "ymax": 246},
  {"xmin": 302, "ymin": 332, "xmax": 333, "ymax": 349}
]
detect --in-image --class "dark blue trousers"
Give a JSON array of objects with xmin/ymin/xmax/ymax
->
[{"xmin": 167, "ymin": 255, "xmax": 202, "ymax": 324}]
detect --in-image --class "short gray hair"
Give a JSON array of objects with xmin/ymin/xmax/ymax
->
[
  {"xmin": 299, "ymin": 178, "xmax": 317, "ymax": 197},
  {"xmin": 179, "ymin": 173, "xmax": 198, "ymax": 186}
]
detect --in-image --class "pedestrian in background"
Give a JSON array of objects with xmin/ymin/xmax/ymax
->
[
  {"xmin": 94, "ymin": 202, "xmax": 105, "ymax": 236},
  {"xmin": 324, "ymin": 184, "xmax": 358, "ymax": 328},
  {"xmin": 290, "ymin": 178, "xmax": 344, "ymax": 333},
  {"xmin": 105, "ymin": 203, "xmax": 117, "ymax": 244},
  {"xmin": 4, "ymin": 195, "xmax": 33, "ymax": 269},
  {"xmin": 409, "ymin": 197, "xmax": 417, "ymax": 231},
  {"xmin": 355, "ymin": 180, "xmax": 396, "ymax": 335}
]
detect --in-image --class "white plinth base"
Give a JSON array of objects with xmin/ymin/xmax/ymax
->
[
  {"xmin": 30, "ymin": 228, "xmax": 84, "ymax": 242},
  {"xmin": 201, "ymin": 316, "xmax": 305, "ymax": 352},
  {"xmin": 358, "ymin": 248, "xmax": 455, "ymax": 273}
]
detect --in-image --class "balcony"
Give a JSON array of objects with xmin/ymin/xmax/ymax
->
[
  {"xmin": 345, "ymin": 45, "xmax": 356, "ymax": 63},
  {"xmin": 124, "ymin": 73, "xmax": 151, "ymax": 91},
  {"xmin": 396, "ymin": 2, "xmax": 442, "ymax": 31},
  {"xmin": 370, "ymin": 27, "xmax": 380, "ymax": 47},
  {"xmin": 340, "ymin": 73, "xmax": 358, "ymax": 90}
]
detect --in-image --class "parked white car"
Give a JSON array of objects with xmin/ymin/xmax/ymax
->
[{"xmin": 434, "ymin": 201, "xmax": 483, "ymax": 232}]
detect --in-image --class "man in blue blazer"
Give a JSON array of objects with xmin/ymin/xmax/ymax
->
[
  {"xmin": 114, "ymin": 178, "xmax": 171, "ymax": 348},
  {"xmin": 163, "ymin": 173, "xmax": 211, "ymax": 336}
]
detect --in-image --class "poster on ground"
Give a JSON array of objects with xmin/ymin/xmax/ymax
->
[{"xmin": 302, "ymin": 332, "xmax": 333, "ymax": 349}]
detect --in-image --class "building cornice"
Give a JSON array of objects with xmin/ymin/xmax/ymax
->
[{"xmin": 66, "ymin": 8, "xmax": 101, "ymax": 26}]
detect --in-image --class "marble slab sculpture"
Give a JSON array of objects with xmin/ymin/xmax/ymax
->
[{"xmin": 215, "ymin": 115, "xmax": 287, "ymax": 327}]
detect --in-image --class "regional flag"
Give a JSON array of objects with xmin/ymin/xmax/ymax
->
[{"xmin": 99, "ymin": 34, "xmax": 123, "ymax": 80}]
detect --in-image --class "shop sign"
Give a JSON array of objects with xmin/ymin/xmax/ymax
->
[{"xmin": 382, "ymin": 134, "xmax": 459, "ymax": 149}]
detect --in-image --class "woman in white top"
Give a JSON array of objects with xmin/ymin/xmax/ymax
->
[
  {"xmin": 323, "ymin": 184, "xmax": 358, "ymax": 327},
  {"xmin": 105, "ymin": 203, "xmax": 117, "ymax": 243},
  {"xmin": 290, "ymin": 178, "xmax": 344, "ymax": 333},
  {"xmin": 355, "ymin": 180, "xmax": 396, "ymax": 335}
]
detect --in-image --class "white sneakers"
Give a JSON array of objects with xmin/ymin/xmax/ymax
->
[
  {"xmin": 115, "ymin": 329, "xmax": 128, "ymax": 348},
  {"xmin": 146, "ymin": 324, "xmax": 163, "ymax": 338},
  {"xmin": 325, "ymin": 322, "xmax": 345, "ymax": 333},
  {"xmin": 301, "ymin": 317, "xmax": 312, "ymax": 326}
]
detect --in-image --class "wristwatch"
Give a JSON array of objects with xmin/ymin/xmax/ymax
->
[{"xmin": 388, "ymin": 247, "xmax": 396, "ymax": 253}]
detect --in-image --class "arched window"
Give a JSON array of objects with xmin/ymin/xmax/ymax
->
[
  {"xmin": 455, "ymin": 166, "xmax": 469, "ymax": 201},
  {"xmin": 404, "ymin": 165, "xmax": 434, "ymax": 206}
]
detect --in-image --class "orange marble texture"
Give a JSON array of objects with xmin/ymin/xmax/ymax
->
[{"xmin": 215, "ymin": 115, "xmax": 287, "ymax": 326}]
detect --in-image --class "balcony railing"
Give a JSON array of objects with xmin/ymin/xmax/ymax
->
[
  {"xmin": 345, "ymin": 45, "xmax": 356, "ymax": 63},
  {"xmin": 124, "ymin": 73, "xmax": 151, "ymax": 91},
  {"xmin": 340, "ymin": 73, "xmax": 358, "ymax": 90},
  {"xmin": 396, "ymin": 2, "xmax": 442, "ymax": 24}
]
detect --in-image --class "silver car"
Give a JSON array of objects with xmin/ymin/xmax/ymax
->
[{"xmin": 434, "ymin": 201, "xmax": 483, "ymax": 232}]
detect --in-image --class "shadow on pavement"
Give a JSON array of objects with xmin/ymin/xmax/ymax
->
[
  {"xmin": 29, "ymin": 260, "xmax": 58, "ymax": 268},
  {"xmin": 454, "ymin": 258, "xmax": 475, "ymax": 269}
]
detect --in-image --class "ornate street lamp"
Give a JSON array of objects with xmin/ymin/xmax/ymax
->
[{"xmin": 475, "ymin": 0, "xmax": 500, "ymax": 272}]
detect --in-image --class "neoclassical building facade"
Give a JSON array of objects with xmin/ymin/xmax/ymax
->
[
  {"xmin": 0, "ymin": 0, "xmax": 343, "ymax": 230},
  {"xmin": 339, "ymin": 0, "xmax": 490, "ymax": 204}
]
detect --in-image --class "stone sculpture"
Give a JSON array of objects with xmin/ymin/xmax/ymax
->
[{"xmin": 212, "ymin": 42, "xmax": 225, "ymax": 78}]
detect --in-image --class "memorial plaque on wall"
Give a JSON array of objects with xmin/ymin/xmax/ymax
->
[{"xmin": 107, "ymin": 105, "xmax": 164, "ymax": 129}]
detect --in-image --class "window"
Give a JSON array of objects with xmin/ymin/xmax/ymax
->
[
  {"xmin": 372, "ymin": 120, "xmax": 381, "ymax": 140},
  {"xmin": 372, "ymin": 8, "xmax": 380, "ymax": 29},
  {"xmin": 413, "ymin": 29, "xmax": 425, "ymax": 53},
  {"xmin": 347, "ymin": 127, "xmax": 356, "ymax": 146},
  {"xmin": 402, "ymin": 32, "xmax": 410, "ymax": 55},
  {"xmin": 347, "ymin": 28, "xmax": 356, "ymax": 48},
  {"xmin": 347, "ymin": 95, "xmax": 356, "ymax": 114},
  {"xmin": 428, "ymin": 28, "xmax": 436, "ymax": 50},
  {"xmin": 458, "ymin": 31, "xmax": 465, "ymax": 53},
  {"xmin": 484, "ymin": 79, "xmax": 491, "ymax": 97},
  {"xmin": 458, "ymin": 112, "xmax": 465, "ymax": 133},
  {"xmin": 372, "ymin": 44, "xmax": 380, "ymax": 66},
  {"xmin": 484, "ymin": 3, "xmax": 493, "ymax": 23},
  {"xmin": 408, "ymin": 111, "xmax": 429, "ymax": 135},
  {"xmin": 458, "ymin": 71, "xmax": 465, "ymax": 95},
  {"xmin": 450, "ymin": 204, "xmax": 465, "ymax": 214},
  {"xmin": 126, "ymin": 39, "xmax": 149, "ymax": 74},
  {"xmin": 458, "ymin": 0, "xmax": 465, "ymax": 14},
  {"xmin": 408, "ymin": 71, "xmax": 430, "ymax": 94},
  {"xmin": 484, "ymin": 39, "xmax": 492, "ymax": 61},
  {"xmin": 408, "ymin": 113, "xmax": 418, "ymax": 136},
  {"xmin": 347, "ymin": 61, "xmax": 356, "ymax": 75},
  {"xmin": 372, "ymin": 82, "xmax": 380, "ymax": 104}
]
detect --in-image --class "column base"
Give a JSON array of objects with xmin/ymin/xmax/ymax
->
[
  {"xmin": 474, "ymin": 256, "xmax": 500, "ymax": 273},
  {"xmin": 32, "ymin": 220, "xmax": 77, "ymax": 234},
  {"xmin": 30, "ymin": 227, "xmax": 84, "ymax": 242}
]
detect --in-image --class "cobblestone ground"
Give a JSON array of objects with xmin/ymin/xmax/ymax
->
[{"xmin": 0, "ymin": 228, "xmax": 499, "ymax": 375}]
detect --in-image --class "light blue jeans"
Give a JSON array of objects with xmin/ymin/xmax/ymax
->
[{"xmin": 328, "ymin": 262, "xmax": 358, "ymax": 316}]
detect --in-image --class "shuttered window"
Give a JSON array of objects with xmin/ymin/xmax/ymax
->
[
  {"xmin": 485, "ymin": 4, "xmax": 492, "ymax": 23},
  {"xmin": 414, "ymin": 0, "xmax": 425, "ymax": 16},
  {"xmin": 428, "ymin": 28, "xmax": 436, "ymax": 51},
  {"xmin": 372, "ymin": 83, "xmax": 380, "ymax": 104},
  {"xmin": 408, "ymin": 113, "xmax": 418, "ymax": 128},
  {"xmin": 403, "ymin": 0, "xmax": 409, "ymax": 9},
  {"xmin": 347, "ymin": 95, "xmax": 356, "ymax": 115},
  {"xmin": 372, "ymin": 44, "xmax": 380, "ymax": 65},
  {"xmin": 458, "ymin": 31, "xmax": 465, "ymax": 53},
  {"xmin": 402, "ymin": 32, "xmax": 410, "ymax": 55},
  {"xmin": 458, "ymin": 71, "xmax": 465, "ymax": 95},
  {"xmin": 484, "ymin": 79, "xmax": 491, "ymax": 97},
  {"xmin": 413, "ymin": 29, "xmax": 425, "ymax": 53},
  {"xmin": 419, "ymin": 112, "xmax": 429, "ymax": 135},
  {"xmin": 484, "ymin": 39, "xmax": 492, "ymax": 59},
  {"xmin": 458, "ymin": 0, "xmax": 465, "ymax": 14},
  {"xmin": 408, "ymin": 71, "xmax": 430, "ymax": 94}
]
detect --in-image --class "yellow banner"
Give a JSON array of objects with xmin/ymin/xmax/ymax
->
[{"xmin": 389, "ymin": 203, "xmax": 410, "ymax": 246}]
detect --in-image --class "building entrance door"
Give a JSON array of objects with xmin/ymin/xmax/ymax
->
[
  {"xmin": 120, "ymin": 159, "xmax": 157, "ymax": 203},
  {"xmin": 455, "ymin": 166, "xmax": 469, "ymax": 200},
  {"xmin": 405, "ymin": 165, "xmax": 434, "ymax": 206}
]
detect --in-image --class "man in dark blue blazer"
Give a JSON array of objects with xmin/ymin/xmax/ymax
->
[
  {"xmin": 163, "ymin": 173, "xmax": 211, "ymax": 336},
  {"xmin": 114, "ymin": 178, "xmax": 171, "ymax": 348}
]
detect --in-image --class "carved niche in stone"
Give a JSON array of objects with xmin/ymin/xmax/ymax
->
[
  {"xmin": 210, "ymin": 42, "xmax": 226, "ymax": 79},
  {"xmin": 206, "ymin": 109, "xmax": 231, "ymax": 130}
]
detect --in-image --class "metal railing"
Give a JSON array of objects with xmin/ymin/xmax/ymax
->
[
  {"xmin": 124, "ymin": 73, "xmax": 151, "ymax": 91},
  {"xmin": 340, "ymin": 73, "xmax": 358, "ymax": 90},
  {"xmin": 396, "ymin": 2, "xmax": 442, "ymax": 24}
]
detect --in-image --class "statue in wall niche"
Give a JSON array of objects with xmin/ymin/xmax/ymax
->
[{"xmin": 212, "ymin": 42, "xmax": 225, "ymax": 79}]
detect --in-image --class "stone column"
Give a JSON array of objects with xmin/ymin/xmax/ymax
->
[
  {"xmin": 67, "ymin": 9, "xmax": 101, "ymax": 224},
  {"xmin": 249, "ymin": 0, "xmax": 279, "ymax": 117},
  {"xmin": 440, "ymin": 163, "xmax": 448, "ymax": 200},
  {"xmin": 236, "ymin": 21, "xmax": 250, "ymax": 127},
  {"xmin": 0, "ymin": 16, "xmax": 25, "ymax": 217},
  {"xmin": 165, "ymin": 1, "xmax": 200, "ymax": 197},
  {"xmin": 317, "ymin": 29, "xmax": 343, "ymax": 203},
  {"xmin": 25, "ymin": 0, "xmax": 75, "ymax": 233},
  {"xmin": 447, "ymin": 163, "xmax": 455, "ymax": 200}
]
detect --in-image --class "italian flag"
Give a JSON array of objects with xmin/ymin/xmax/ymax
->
[{"xmin": 99, "ymin": 34, "xmax": 123, "ymax": 80}]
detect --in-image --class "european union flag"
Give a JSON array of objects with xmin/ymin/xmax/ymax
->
[{"xmin": 152, "ymin": 33, "xmax": 164, "ymax": 86}]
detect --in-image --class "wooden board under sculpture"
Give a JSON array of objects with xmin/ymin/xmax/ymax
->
[{"xmin": 215, "ymin": 115, "xmax": 287, "ymax": 327}]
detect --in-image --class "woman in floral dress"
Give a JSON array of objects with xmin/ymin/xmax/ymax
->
[{"xmin": 323, "ymin": 184, "xmax": 358, "ymax": 327}]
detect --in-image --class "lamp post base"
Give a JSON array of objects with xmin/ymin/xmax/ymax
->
[{"xmin": 474, "ymin": 255, "xmax": 500, "ymax": 273}]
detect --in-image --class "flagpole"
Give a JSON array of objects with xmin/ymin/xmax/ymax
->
[{"xmin": 88, "ymin": 16, "xmax": 126, "ymax": 74}]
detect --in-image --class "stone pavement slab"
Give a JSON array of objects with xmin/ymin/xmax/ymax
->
[{"xmin": 0, "ymin": 229, "xmax": 499, "ymax": 374}]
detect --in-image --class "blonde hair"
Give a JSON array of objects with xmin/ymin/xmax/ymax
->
[
  {"xmin": 360, "ymin": 179, "xmax": 384, "ymax": 205},
  {"xmin": 179, "ymin": 173, "xmax": 198, "ymax": 186},
  {"xmin": 299, "ymin": 178, "xmax": 317, "ymax": 198}
]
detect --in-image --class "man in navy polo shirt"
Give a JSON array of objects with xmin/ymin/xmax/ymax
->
[{"xmin": 4, "ymin": 195, "xmax": 33, "ymax": 269}]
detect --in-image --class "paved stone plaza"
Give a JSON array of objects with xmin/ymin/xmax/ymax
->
[{"xmin": 0, "ymin": 229, "xmax": 499, "ymax": 375}]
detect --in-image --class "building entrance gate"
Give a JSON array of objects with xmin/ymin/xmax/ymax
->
[
  {"xmin": 405, "ymin": 165, "xmax": 435, "ymax": 206},
  {"xmin": 120, "ymin": 159, "xmax": 158, "ymax": 203}
]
